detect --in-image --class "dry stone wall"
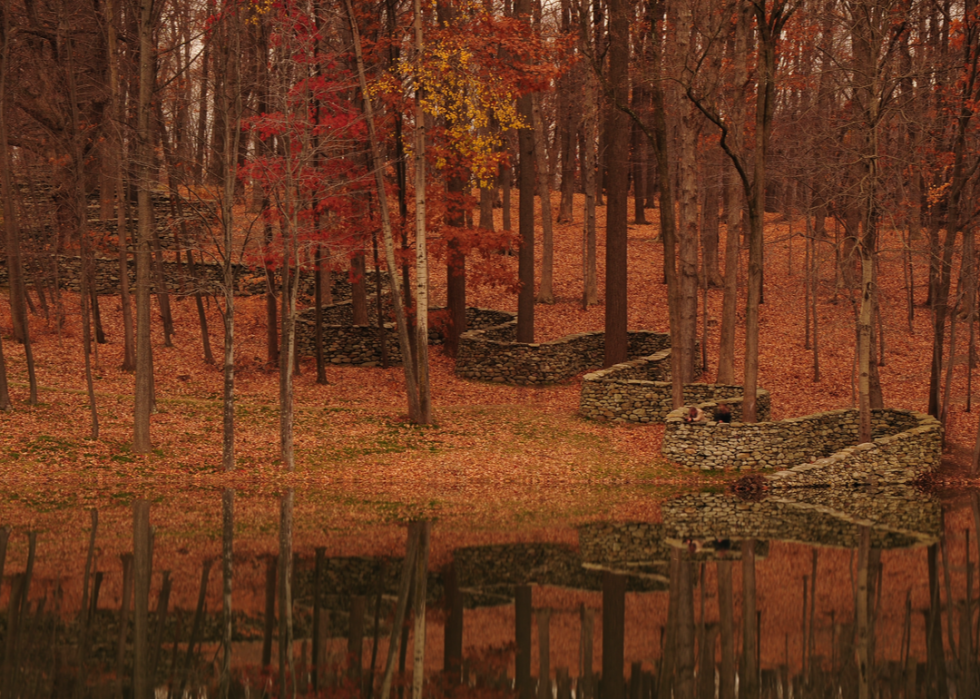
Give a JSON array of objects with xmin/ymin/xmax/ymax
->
[
  {"xmin": 294, "ymin": 306, "xmax": 514, "ymax": 367},
  {"xmin": 579, "ymin": 349, "xmax": 763, "ymax": 423},
  {"xmin": 662, "ymin": 407, "xmax": 940, "ymax": 484},
  {"xmin": 0, "ymin": 254, "xmax": 377, "ymax": 300},
  {"xmin": 455, "ymin": 325, "xmax": 674, "ymax": 386}
]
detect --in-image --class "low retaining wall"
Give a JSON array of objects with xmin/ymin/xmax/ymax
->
[
  {"xmin": 456, "ymin": 324, "xmax": 674, "ymax": 386},
  {"xmin": 0, "ymin": 254, "xmax": 377, "ymax": 300},
  {"xmin": 662, "ymin": 407, "xmax": 940, "ymax": 484},
  {"xmin": 579, "ymin": 350, "xmax": 761, "ymax": 423},
  {"xmin": 294, "ymin": 306, "xmax": 514, "ymax": 367}
]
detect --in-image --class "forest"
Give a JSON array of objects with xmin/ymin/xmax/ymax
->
[{"xmin": 0, "ymin": 0, "xmax": 978, "ymax": 480}]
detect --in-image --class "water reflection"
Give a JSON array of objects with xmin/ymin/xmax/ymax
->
[{"xmin": 0, "ymin": 486, "xmax": 973, "ymax": 698}]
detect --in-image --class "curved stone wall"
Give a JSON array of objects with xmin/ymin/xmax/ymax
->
[
  {"xmin": 455, "ymin": 323, "xmax": 674, "ymax": 385},
  {"xmin": 295, "ymin": 306, "xmax": 515, "ymax": 367},
  {"xmin": 579, "ymin": 349, "xmax": 765, "ymax": 423},
  {"xmin": 662, "ymin": 406, "xmax": 941, "ymax": 484}
]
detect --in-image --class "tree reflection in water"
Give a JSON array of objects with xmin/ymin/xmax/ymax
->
[{"xmin": 0, "ymin": 486, "xmax": 974, "ymax": 698}]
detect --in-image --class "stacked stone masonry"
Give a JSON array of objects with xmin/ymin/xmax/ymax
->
[
  {"xmin": 662, "ymin": 406, "xmax": 941, "ymax": 485},
  {"xmin": 0, "ymin": 254, "xmax": 381, "ymax": 300},
  {"xmin": 294, "ymin": 306, "xmax": 514, "ymax": 368},
  {"xmin": 579, "ymin": 350, "xmax": 762, "ymax": 423},
  {"xmin": 456, "ymin": 324, "xmax": 680, "ymax": 386}
]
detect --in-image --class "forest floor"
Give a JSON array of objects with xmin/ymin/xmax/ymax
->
[{"xmin": 0, "ymin": 193, "xmax": 976, "ymax": 517}]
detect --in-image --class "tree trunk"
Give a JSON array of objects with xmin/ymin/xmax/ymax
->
[
  {"xmin": 378, "ymin": 523, "xmax": 421, "ymax": 699},
  {"xmin": 675, "ymin": 0, "xmax": 699, "ymax": 382},
  {"xmin": 413, "ymin": 0, "xmax": 432, "ymax": 423},
  {"xmin": 717, "ymin": 560, "xmax": 735, "ymax": 699},
  {"xmin": 603, "ymin": 0, "xmax": 629, "ymax": 367},
  {"xmin": 558, "ymin": 4, "xmax": 577, "ymax": 226},
  {"xmin": 133, "ymin": 0, "xmax": 155, "ymax": 452},
  {"xmin": 0, "ymin": 9, "xmax": 36, "ymax": 405},
  {"xmin": 133, "ymin": 501, "xmax": 151, "ymax": 699},
  {"xmin": 602, "ymin": 573, "xmax": 626, "ymax": 699},
  {"xmin": 701, "ymin": 155, "xmax": 723, "ymax": 288},
  {"xmin": 716, "ymin": 4, "xmax": 748, "ymax": 385},
  {"xmin": 516, "ymin": 0, "xmax": 536, "ymax": 343},
  {"xmin": 346, "ymin": 0, "xmax": 421, "ymax": 421},
  {"xmin": 65, "ymin": 30, "xmax": 100, "ymax": 440},
  {"xmin": 219, "ymin": 0, "xmax": 242, "ymax": 471},
  {"xmin": 280, "ymin": 194, "xmax": 300, "ymax": 470},
  {"xmin": 279, "ymin": 490, "xmax": 296, "ymax": 697},
  {"xmin": 411, "ymin": 522, "xmax": 431, "ymax": 699},
  {"xmin": 516, "ymin": 585, "xmax": 533, "ymax": 699},
  {"xmin": 741, "ymin": 541, "xmax": 758, "ymax": 697},
  {"xmin": 579, "ymin": 9, "xmax": 598, "ymax": 308},
  {"xmin": 646, "ymin": 0, "xmax": 683, "ymax": 409},
  {"xmin": 533, "ymin": 94, "xmax": 556, "ymax": 304},
  {"xmin": 445, "ymin": 156, "xmax": 468, "ymax": 357}
]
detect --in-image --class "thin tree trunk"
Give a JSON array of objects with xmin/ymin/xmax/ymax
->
[
  {"xmin": 516, "ymin": 0, "xmax": 536, "ymax": 343},
  {"xmin": 379, "ymin": 523, "xmax": 422, "ymax": 699},
  {"xmin": 219, "ymin": 1, "xmax": 242, "ymax": 471},
  {"xmin": 133, "ymin": 0, "xmax": 155, "ymax": 452},
  {"xmin": 674, "ymin": 0, "xmax": 699, "ymax": 382},
  {"xmin": 532, "ymin": 94, "xmax": 555, "ymax": 304},
  {"xmin": 133, "ymin": 502, "xmax": 151, "ymax": 699},
  {"xmin": 0, "ymin": 321, "xmax": 9, "ymax": 410},
  {"xmin": 0, "ymin": 9, "xmax": 36, "ymax": 404},
  {"xmin": 856, "ymin": 527, "xmax": 871, "ymax": 699},
  {"xmin": 413, "ymin": 0, "xmax": 432, "ymax": 422},
  {"xmin": 220, "ymin": 489, "xmax": 234, "ymax": 698},
  {"xmin": 178, "ymin": 558, "xmax": 213, "ymax": 699},
  {"xmin": 315, "ymin": 245, "xmax": 327, "ymax": 383},
  {"xmin": 115, "ymin": 553, "xmax": 134, "ymax": 699},
  {"xmin": 717, "ymin": 560, "xmax": 735, "ymax": 699},
  {"xmin": 345, "ymin": 0, "xmax": 421, "ymax": 421},
  {"xmin": 741, "ymin": 541, "xmax": 758, "ymax": 696},
  {"xmin": 579, "ymin": 11, "xmax": 598, "ymax": 308},
  {"xmin": 411, "ymin": 522, "xmax": 431, "ymax": 699},
  {"xmin": 66, "ymin": 30, "xmax": 100, "ymax": 440},
  {"xmin": 279, "ymin": 490, "xmax": 296, "ymax": 698},
  {"xmin": 149, "ymin": 571, "xmax": 171, "ymax": 683}
]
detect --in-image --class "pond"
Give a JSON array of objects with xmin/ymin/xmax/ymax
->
[{"xmin": 0, "ymin": 484, "xmax": 972, "ymax": 698}]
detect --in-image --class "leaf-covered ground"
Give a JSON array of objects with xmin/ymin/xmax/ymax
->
[{"xmin": 0, "ymin": 193, "xmax": 974, "ymax": 508}]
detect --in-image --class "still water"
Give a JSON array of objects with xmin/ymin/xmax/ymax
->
[{"xmin": 0, "ymin": 484, "xmax": 973, "ymax": 698}]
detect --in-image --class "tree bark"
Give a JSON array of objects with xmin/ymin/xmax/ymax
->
[
  {"xmin": 716, "ymin": 4, "xmax": 748, "ymax": 385},
  {"xmin": 65, "ymin": 28, "xmax": 100, "ymax": 440},
  {"xmin": 602, "ymin": 573, "xmax": 626, "ymax": 699},
  {"xmin": 532, "ymin": 94, "xmax": 556, "ymax": 304},
  {"xmin": 133, "ymin": 501, "xmax": 151, "ymax": 699},
  {"xmin": 579, "ymin": 3, "xmax": 598, "ymax": 308},
  {"xmin": 675, "ymin": 0, "xmax": 699, "ymax": 382},
  {"xmin": 411, "ymin": 521, "xmax": 431, "ymax": 699},
  {"xmin": 346, "ymin": 0, "xmax": 421, "ymax": 422},
  {"xmin": 516, "ymin": 0, "xmax": 535, "ymax": 343},
  {"xmin": 133, "ymin": 0, "xmax": 155, "ymax": 452},
  {"xmin": 279, "ymin": 490, "xmax": 296, "ymax": 697},
  {"xmin": 0, "ymin": 7, "xmax": 36, "ymax": 404},
  {"xmin": 603, "ymin": 0, "xmax": 630, "ymax": 367},
  {"xmin": 219, "ymin": 0, "xmax": 242, "ymax": 471},
  {"xmin": 413, "ymin": 0, "xmax": 432, "ymax": 423},
  {"xmin": 378, "ymin": 523, "xmax": 421, "ymax": 699}
]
